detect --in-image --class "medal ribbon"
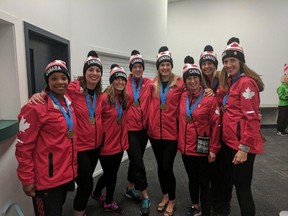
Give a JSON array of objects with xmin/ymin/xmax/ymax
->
[
  {"xmin": 223, "ymin": 72, "xmax": 241, "ymax": 107},
  {"xmin": 186, "ymin": 89, "xmax": 204, "ymax": 117},
  {"xmin": 115, "ymin": 97, "xmax": 123, "ymax": 119},
  {"xmin": 212, "ymin": 79, "xmax": 219, "ymax": 92},
  {"xmin": 132, "ymin": 77, "xmax": 143, "ymax": 103},
  {"xmin": 49, "ymin": 93, "xmax": 73, "ymax": 132},
  {"xmin": 85, "ymin": 90, "xmax": 97, "ymax": 119},
  {"xmin": 160, "ymin": 82, "xmax": 169, "ymax": 105}
]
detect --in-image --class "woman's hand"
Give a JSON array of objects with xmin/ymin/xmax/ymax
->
[
  {"xmin": 29, "ymin": 92, "xmax": 46, "ymax": 104},
  {"xmin": 23, "ymin": 184, "xmax": 36, "ymax": 197},
  {"xmin": 232, "ymin": 150, "xmax": 248, "ymax": 165},
  {"xmin": 208, "ymin": 152, "xmax": 216, "ymax": 163},
  {"xmin": 204, "ymin": 88, "xmax": 215, "ymax": 97}
]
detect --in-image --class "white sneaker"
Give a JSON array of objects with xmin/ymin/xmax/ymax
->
[
  {"xmin": 279, "ymin": 210, "xmax": 288, "ymax": 216},
  {"xmin": 277, "ymin": 131, "xmax": 288, "ymax": 136}
]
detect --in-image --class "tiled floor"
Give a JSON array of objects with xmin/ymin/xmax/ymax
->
[{"xmin": 63, "ymin": 127, "xmax": 288, "ymax": 216}]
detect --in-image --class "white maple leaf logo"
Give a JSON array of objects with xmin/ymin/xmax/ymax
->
[
  {"xmin": 19, "ymin": 116, "xmax": 30, "ymax": 133},
  {"xmin": 242, "ymin": 87, "xmax": 255, "ymax": 99},
  {"xmin": 215, "ymin": 107, "xmax": 220, "ymax": 115}
]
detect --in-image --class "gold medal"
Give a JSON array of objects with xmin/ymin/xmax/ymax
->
[
  {"xmin": 67, "ymin": 130, "xmax": 74, "ymax": 138},
  {"xmin": 160, "ymin": 104, "xmax": 167, "ymax": 110},
  {"xmin": 133, "ymin": 101, "xmax": 139, "ymax": 107},
  {"xmin": 117, "ymin": 118, "xmax": 122, "ymax": 125},
  {"xmin": 222, "ymin": 106, "xmax": 226, "ymax": 112},
  {"xmin": 89, "ymin": 117, "xmax": 95, "ymax": 124},
  {"xmin": 186, "ymin": 116, "xmax": 192, "ymax": 122}
]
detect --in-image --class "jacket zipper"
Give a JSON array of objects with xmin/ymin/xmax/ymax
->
[
  {"xmin": 237, "ymin": 121, "xmax": 241, "ymax": 141},
  {"xmin": 48, "ymin": 153, "xmax": 53, "ymax": 177}
]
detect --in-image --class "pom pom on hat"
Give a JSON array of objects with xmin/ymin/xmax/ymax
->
[
  {"xmin": 109, "ymin": 64, "xmax": 127, "ymax": 84},
  {"xmin": 129, "ymin": 50, "xmax": 145, "ymax": 71},
  {"xmin": 44, "ymin": 57, "xmax": 70, "ymax": 83},
  {"xmin": 182, "ymin": 56, "xmax": 201, "ymax": 81},
  {"xmin": 156, "ymin": 46, "xmax": 173, "ymax": 70},
  {"xmin": 199, "ymin": 45, "xmax": 218, "ymax": 69},
  {"xmin": 83, "ymin": 50, "xmax": 103, "ymax": 75},
  {"xmin": 222, "ymin": 37, "xmax": 245, "ymax": 63}
]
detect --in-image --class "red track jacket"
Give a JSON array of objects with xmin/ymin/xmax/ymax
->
[{"xmin": 15, "ymin": 95, "xmax": 78, "ymax": 190}]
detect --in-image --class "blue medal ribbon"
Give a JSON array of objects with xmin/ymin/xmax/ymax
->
[
  {"xmin": 115, "ymin": 97, "xmax": 123, "ymax": 119},
  {"xmin": 223, "ymin": 93, "xmax": 228, "ymax": 107},
  {"xmin": 212, "ymin": 79, "xmax": 219, "ymax": 92},
  {"xmin": 186, "ymin": 89, "xmax": 204, "ymax": 117},
  {"xmin": 223, "ymin": 72, "xmax": 241, "ymax": 107},
  {"xmin": 85, "ymin": 90, "xmax": 97, "ymax": 118},
  {"xmin": 160, "ymin": 82, "xmax": 169, "ymax": 105},
  {"xmin": 48, "ymin": 93, "xmax": 73, "ymax": 132},
  {"xmin": 131, "ymin": 77, "xmax": 143, "ymax": 103}
]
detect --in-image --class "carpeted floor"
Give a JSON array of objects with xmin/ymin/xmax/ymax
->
[{"xmin": 63, "ymin": 127, "xmax": 288, "ymax": 216}]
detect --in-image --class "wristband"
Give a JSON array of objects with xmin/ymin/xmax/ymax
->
[{"xmin": 238, "ymin": 144, "xmax": 250, "ymax": 153}]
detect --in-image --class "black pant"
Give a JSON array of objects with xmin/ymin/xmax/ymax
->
[
  {"xmin": 93, "ymin": 151, "xmax": 123, "ymax": 204},
  {"xmin": 223, "ymin": 144, "xmax": 256, "ymax": 216},
  {"xmin": 150, "ymin": 138, "xmax": 177, "ymax": 200},
  {"xmin": 33, "ymin": 181, "xmax": 74, "ymax": 216},
  {"xmin": 277, "ymin": 106, "xmax": 288, "ymax": 132},
  {"xmin": 182, "ymin": 154, "xmax": 211, "ymax": 216},
  {"xmin": 73, "ymin": 148, "xmax": 99, "ymax": 211},
  {"xmin": 209, "ymin": 144, "xmax": 232, "ymax": 215},
  {"xmin": 127, "ymin": 130, "xmax": 149, "ymax": 191}
]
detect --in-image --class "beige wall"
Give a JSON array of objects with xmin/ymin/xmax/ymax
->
[
  {"xmin": 168, "ymin": 0, "xmax": 288, "ymax": 106},
  {"xmin": 0, "ymin": 0, "xmax": 168, "ymax": 214}
]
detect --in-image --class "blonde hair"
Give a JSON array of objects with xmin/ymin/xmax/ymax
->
[
  {"xmin": 153, "ymin": 72, "xmax": 178, "ymax": 96},
  {"xmin": 219, "ymin": 62, "xmax": 264, "ymax": 92},
  {"xmin": 280, "ymin": 74, "xmax": 288, "ymax": 84},
  {"xmin": 104, "ymin": 85, "xmax": 128, "ymax": 110}
]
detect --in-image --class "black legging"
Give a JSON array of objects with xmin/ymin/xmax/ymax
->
[
  {"xmin": 209, "ymin": 143, "xmax": 232, "ymax": 214},
  {"xmin": 33, "ymin": 181, "xmax": 74, "ymax": 216},
  {"xmin": 182, "ymin": 154, "xmax": 211, "ymax": 216},
  {"xmin": 277, "ymin": 106, "xmax": 288, "ymax": 133},
  {"xmin": 223, "ymin": 144, "xmax": 256, "ymax": 216},
  {"xmin": 93, "ymin": 151, "xmax": 124, "ymax": 204},
  {"xmin": 150, "ymin": 138, "xmax": 177, "ymax": 200},
  {"xmin": 73, "ymin": 148, "xmax": 99, "ymax": 211},
  {"xmin": 127, "ymin": 130, "xmax": 149, "ymax": 191}
]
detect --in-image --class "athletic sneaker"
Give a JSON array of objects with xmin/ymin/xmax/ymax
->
[
  {"xmin": 280, "ymin": 210, "xmax": 288, "ymax": 216},
  {"xmin": 277, "ymin": 131, "xmax": 288, "ymax": 136},
  {"xmin": 91, "ymin": 193, "xmax": 106, "ymax": 206},
  {"xmin": 139, "ymin": 198, "xmax": 150, "ymax": 216},
  {"xmin": 124, "ymin": 187, "xmax": 142, "ymax": 202},
  {"xmin": 185, "ymin": 206, "xmax": 201, "ymax": 216},
  {"xmin": 103, "ymin": 201, "xmax": 124, "ymax": 215}
]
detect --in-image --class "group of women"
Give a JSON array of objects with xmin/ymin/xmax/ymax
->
[{"xmin": 15, "ymin": 36, "xmax": 264, "ymax": 216}]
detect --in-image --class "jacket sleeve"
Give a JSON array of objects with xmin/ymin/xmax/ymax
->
[
  {"xmin": 239, "ymin": 79, "xmax": 261, "ymax": 149},
  {"xmin": 15, "ymin": 104, "xmax": 42, "ymax": 186},
  {"xmin": 277, "ymin": 85, "xmax": 288, "ymax": 100},
  {"xmin": 208, "ymin": 97, "xmax": 221, "ymax": 154}
]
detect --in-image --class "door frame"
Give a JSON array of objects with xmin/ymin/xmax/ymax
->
[{"xmin": 24, "ymin": 21, "xmax": 70, "ymax": 96}]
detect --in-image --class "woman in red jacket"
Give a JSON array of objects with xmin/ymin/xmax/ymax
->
[
  {"xmin": 15, "ymin": 58, "xmax": 78, "ymax": 216},
  {"xmin": 178, "ymin": 56, "xmax": 221, "ymax": 216},
  {"xmin": 147, "ymin": 46, "xmax": 184, "ymax": 216},
  {"xmin": 219, "ymin": 37, "xmax": 264, "ymax": 216},
  {"xmin": 92, "ymin": 64, "xmax": 130, "ymax": 215},
  {"xmin": 200, "ymin": 45, "xmax": 232, "ymax": 215},
  {"xmin": 124, "ymin": 50, "xmax": 151, "ymax": 216},
  {"xmin": 29, "ymin": 51, "xmax": 104, "ymax": 216}
]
